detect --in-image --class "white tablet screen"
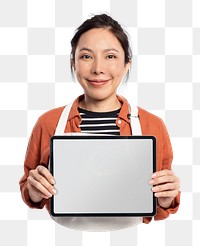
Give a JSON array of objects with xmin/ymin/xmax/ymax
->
[{"xmin": 50, "ymin": 136, "xmax": 156, "ymax": 216}]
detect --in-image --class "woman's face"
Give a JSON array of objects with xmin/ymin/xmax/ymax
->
[{"xmin": 73, "ymin": 28, "xmax": 130, "ymax": 103}]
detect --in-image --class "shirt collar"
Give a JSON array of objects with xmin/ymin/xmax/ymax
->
[
  {"xmin": 116, "ymin": 95, "xmax": 131, "ymax": 123},
  {"xmin": 67, "ymin": 94, "xmax": 131, "ymax": 123},
  {"xmin": 67, "ymin": 95, "xmax": 84, "ymax": 121}
]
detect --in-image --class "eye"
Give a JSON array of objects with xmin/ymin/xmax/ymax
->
[
  {"xmin": 80, "ymin": 54, "xmax": 92, "ymax": 59},
  {"xmin": 107, "ymin": 54, "xmax": 116, "ymax": 59}
]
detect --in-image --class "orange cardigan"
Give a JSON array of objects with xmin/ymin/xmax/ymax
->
[{"xmin": 19, "ymin": 95, "xmax": 180, "ymax": 223}]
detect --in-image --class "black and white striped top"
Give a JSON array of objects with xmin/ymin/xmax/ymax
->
[{"xmin": 78, "ymin": 107, "xmax": 121, "ymax": 135}]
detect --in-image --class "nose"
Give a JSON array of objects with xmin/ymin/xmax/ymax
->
[{"xmin": 91, "ymin": 57, "xmax": 105, "ymax": 75}]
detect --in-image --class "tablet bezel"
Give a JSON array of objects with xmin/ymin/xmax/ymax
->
[{"xmin": 50, "ymin": 135, "xmax": 156, "ymax": 217}]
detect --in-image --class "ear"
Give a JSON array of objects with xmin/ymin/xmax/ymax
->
[
  {"xmin": 124, "ymin": 60, "xmax": 131, "ymax": 75},
  {"xmin": 71, "ymin": 59, "xmax": 76, "ymax": 73}
]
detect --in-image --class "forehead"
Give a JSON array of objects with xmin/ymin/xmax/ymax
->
[{"xmin": 76, "ymin": 28, "xmax": 124, "ymax": 52}]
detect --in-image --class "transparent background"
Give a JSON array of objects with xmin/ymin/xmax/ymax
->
[{"xmin": 0, "ymin": 0, "xmax": 199, "ymax": 245}]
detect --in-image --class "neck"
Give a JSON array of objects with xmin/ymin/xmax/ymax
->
[{"xmin": 79, "ymin": 94, "xmax": 121, "ymax": 112}]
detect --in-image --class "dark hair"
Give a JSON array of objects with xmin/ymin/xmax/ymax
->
[{"xmin": 70, "ymin": 13, "xmax": 132, "ymax": 80}]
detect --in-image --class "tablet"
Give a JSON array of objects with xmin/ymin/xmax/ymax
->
[{"xmin": 50, "ymin": 135, "xmax": 156, "ymax": 217}]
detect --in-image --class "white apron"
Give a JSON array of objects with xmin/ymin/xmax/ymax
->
[{"xmin": 50, "ymin": 100, "xmax": 143, "ymax": 231}]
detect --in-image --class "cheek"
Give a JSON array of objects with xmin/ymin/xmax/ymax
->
[
  {"xmin": 74, "ymin": 62, "xmax": 89, "ymax": 77},
  {"xmin": 109, "ymin": 63, "xmax": 127, "ymax": 78}
]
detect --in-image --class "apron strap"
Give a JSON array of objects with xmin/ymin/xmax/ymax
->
[
  {"xmin": 55, "ymin": 101, "xmax": 74, "ymax": 135},
  {"xmin": 129, "ymin": 105, "xmax": 142, "ymax": 135}
]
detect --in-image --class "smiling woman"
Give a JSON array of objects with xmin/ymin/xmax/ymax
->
[{"xmin": 19, "ymin": 13, "xmax": 180, "ymax": 231}]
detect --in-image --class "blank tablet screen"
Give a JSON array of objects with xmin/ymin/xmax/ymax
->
[{"xmin": 50, "ymin": 136, "xmax": 156, "ymax": 217}]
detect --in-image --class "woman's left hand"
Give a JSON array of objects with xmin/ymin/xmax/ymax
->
[{"xmin": 149, "ymin": 170, "xmax": 180, "ymax": 209}]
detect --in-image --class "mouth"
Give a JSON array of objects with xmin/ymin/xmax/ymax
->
[{"xmin": 87, "ymin": 79, "xmax": 110, "ymax": 86}]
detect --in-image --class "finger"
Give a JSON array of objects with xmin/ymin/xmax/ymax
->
[
  {"xmin": 27, "ymin": 175, "xmax": 55, "ymax": 198},
  {"xmin": 152, "ymin": 182, "xmax": 177, "ymax": 193},
  {"xmin": 28, "ymin": 175, "xmax": 53, "ymax": 197},
  {"xmin": 151, "ymin": 169, "xmax": 174, "ymax": 179},
  {"xmin": 29, "ymin": 169, "xmax": 57, "ymax": 195},
  {"xmin": 27, "ymin": 182, "xmax": 49, "ymax": 199},
  {"xmin": 150, "ymin": 175, "xmax": 177, "ymax": 186},
  {"xmin": 154, "ymin": 190, "xmax": 179, "ymax": 198},
  {"xmin": 37, "ymin": 165, "xmax": 55, "ymax": 185}
]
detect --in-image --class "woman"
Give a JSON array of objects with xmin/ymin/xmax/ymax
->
[{"xmin": 19, "ymin": 14, "xmax": 180, "ymax": 230}]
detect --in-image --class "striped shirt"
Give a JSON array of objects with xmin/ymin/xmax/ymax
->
[{"xmin": 78, "ymin": 107, "xmax": 121, "ymax": 135}]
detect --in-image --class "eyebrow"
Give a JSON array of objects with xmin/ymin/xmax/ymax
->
[{"xmin": 79, "ymin": 47, "xmax": 119, "ymax": 53}]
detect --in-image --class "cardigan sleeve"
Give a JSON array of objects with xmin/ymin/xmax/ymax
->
[
  {"xmin": 143, "ymin": 118, "xmax": 181, "ymax": 224},
  {"xmin": 19, "ymin": 121, "xmax": 48, "ymax": 209}
]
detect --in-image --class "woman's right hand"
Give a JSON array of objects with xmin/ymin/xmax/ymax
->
[{"xmin": 27, "ymin": 165, "xmax": 57, "ymax": 203}]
